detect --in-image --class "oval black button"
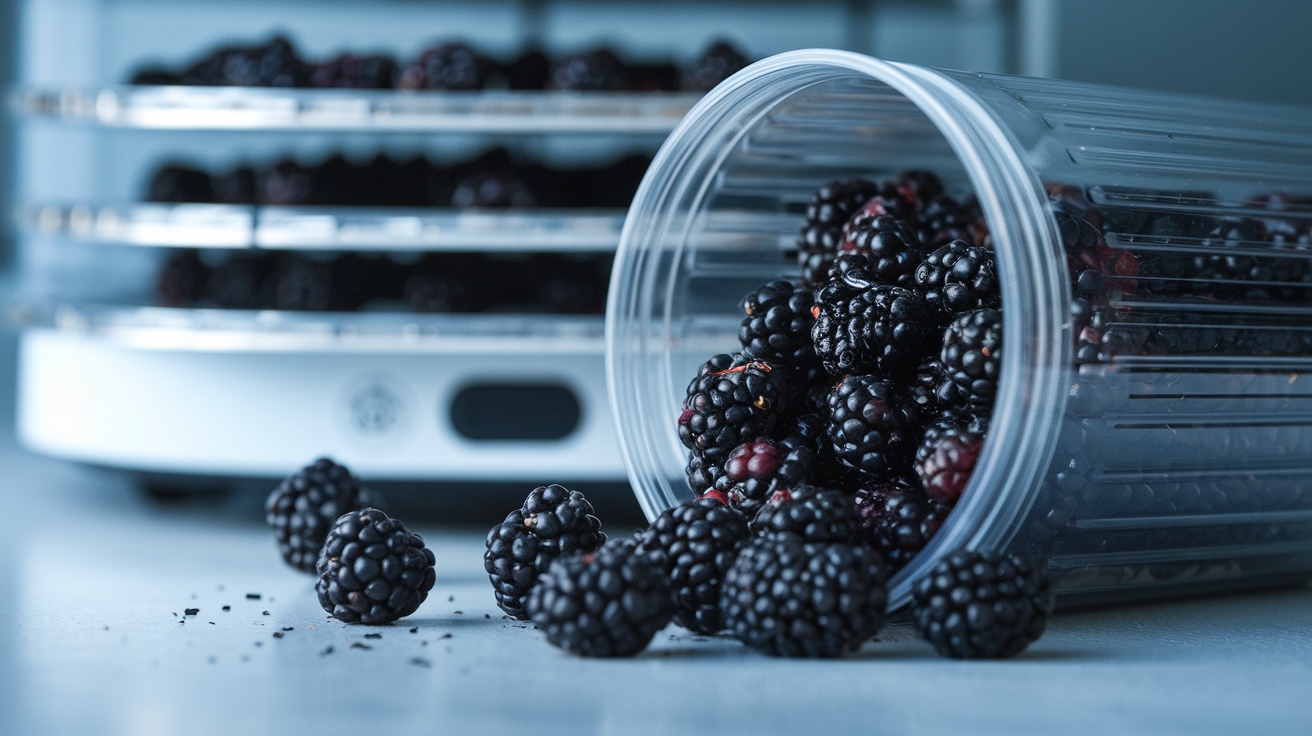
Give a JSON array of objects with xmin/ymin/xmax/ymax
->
[{"xmin": 449, "ymin": 382, "xmax": 581, "ymax": 441}]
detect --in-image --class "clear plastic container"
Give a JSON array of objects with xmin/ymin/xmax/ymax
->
[{"xmin": 606, "ymin": 50, "xmax": 1312, "ymax": 609}]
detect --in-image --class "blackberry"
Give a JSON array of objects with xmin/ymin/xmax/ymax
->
[
  {"xmin": 526, "ymin": 539, "xmax": 674, "ymax": 657},
  {"xmin": 195, "ymin": 36, "xmax": 308, "ymax": 88},
  {"xmin": 272, "ymin": 256, "xmax": 333, "ymax": 311},
  {"xmin": 914, "ymin": 240, "xmax": 1000, "ymax": 323},
  {"xmin": 309, "ymin": 52, "xmax": 397, "ymax": 89},
  {"xmin": 265, "ymin": 458, "xmax": 364, "ymax": 573},
  {"xmin": 912, "ymin": 550, "xmax": 1053, "ymax": 659},
  {"xmin": 905, "ymin": 357, "xmax": 944, "ymax": 415},
  {"xmin": 315, "ymin": 508, "xmax": 436, "ymax": 625},
  {"xmin": 738, "ymin": 279, "xmax": 817, "ymax": 372},
  {"xmin": 504, "ymin": 48, "xmax": 551, "ymax": 90},
  {"xmin": 797, "ymin": 178, "xmax": 881, "ymax": 285},
  {"xmin": 635, "ymin": 497, "xmax": 750, "ymax": 634},
  {"xmin": 156, "ymin": 249, "xmax": 204, "ymax": 307},
  {"xmin": 838, "ymin": 213, "xmax": 926, "ymax": 288},
  {"xmin": 916, "ymin": 413, "xmax": 987, "ymax": 504},
  {"xmin": 938, "ymin": 309, "xmax": 1002, "ymax": 411},
  {"xmin": 714, "ymin": 432, "xmax": 815, "ymax": 515},
  {"xmin": 679, "ymin": 40, "xmax": 750, "ymax": 91},
  {"xmin": 483, "ymin": 484, "xmax": 606, "ymax": 619},
  {"xmin": 204, "ymin": 253, "xmax": 274, "ymax": 309},
  {"xmin": 450, "ymin": 170, "xmax": 536, "ymax": 209},
  {"xmin": 258, "ymin": 159, "xmax": 314, "ymax": 206},
  {"xmin": 824, "ymin": 374, "xmax": 917, "ymax": 481},
  {"xmin": 720, "ymin": 537, "xmax": 888, "ymax": 658},
  {"xmin": 678, "ymin": 354, "xmax": 789, "ymax": 461},
  {"xmin": 853, "ymin": 481, "xmax": 950, "ymax": 572},
  {"xmin": 147, "ymin": 165, "xmax": 213, "ymax": 203},
  {"xmin": 892, "ymin": 170, "xmax": 945, "ymax": 213},
  {"xmin": 916, "ymin": 195, "xmax": 976, "ymax": 248},
  {"xmin": 130, "ymin": 67, "xmax": 179, "ymax": 85},
  {"xmin": 399, "ymin": 43, "xmax": 490, "ymax": 90},
  {"xmin": 549, "ymin": 48, "xmax": 629, "ymax": 91},
  {"xmin": 212, "ymin": 165, "xmax": 257, "ymax": 205},
  {"xmin": 749, "ymin": 485, "xmax": 858, "ymax": 544},
  {"xmin": 685, "ymin": 452, "xmax": 727, "ymax": 495},
  {"xmin": 812, "ymin": 255, "xmax": 937, "ymax": 377},
  {"xmin": 629, "ymin": 62, "xmax": 680, "ymax": 92}
]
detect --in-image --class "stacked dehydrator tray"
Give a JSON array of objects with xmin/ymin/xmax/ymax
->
[{"xmin": 5, "ymin": 35, "xmax": 712, "ymax": 487}]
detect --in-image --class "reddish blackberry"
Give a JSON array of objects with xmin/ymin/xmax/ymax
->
[
  {"xmin": 483, "ymin": 484, "xmax": 606, "ymax": 620},
  {"xmin": 938, "ymin": 309, "xmax": 1002, "ymax": 411},
  {"xmin": 916, "ymin": 413, "xmax": 987, "ymax": 504},
  {"xmin": 838, "ymin": 213, "xmax": 926, "ymax": 288},
  {"xmin": 797, "ymin": 178, "xmax": 881, "ymax": 285},
  {"xmin": 678, "ymin": 354, "xmax": 789, "ymax": 461},
  {"xmin": 892, "ymin": 170, "xmax": 945, "ymax": 212},
  {"xmin": 916, "ymin": 195, "xmax": 976, "ymax": 248},
  {"xmin": 265, "ymin": 458, "xmax": 364, "ymax": 573},
  {"xmin": 720, "ymin": 537, "xmax": 888, "ymax": 658},
  {"xmin": 912, "ymin": 550, "xmax": 1053, "ymax": 659},
  {"xmin": 914, "ymin": 240, "xmax": 1000, "ymax": 323},
  {"xmin": 749, "ymin": 485, "xmax": 858, "ymax": 544},
  {"xmin": 526, "ymin": 539, "xmax": 674, "ymax": 657},
  {"xmin": 715, "ymin": 431, "xmax": 816, "ymax": 515},
  {"xmin": 824, "ymin": 374, "xmax": 918, "ymax": 481},
  {"xmin": 549, "ymin": 48, "xmax": 630, "ymax": 91},
  {"xmin": 679, "ymin": 40, "xmax": 750, "ymax": 91},
  {"xmin": 315, "ymin": 508, "xmax": 436, "ymax": 625},
  {"xmin": 812, "ymin": 255, "xmax": 937, "ymax": 377},
  {"xmin": 853, "ymin": 481, "xmax": 950, "ymax": 572},
  {"xmin": 399, "ymin": 43, "xmax": 490, "ymax": 90},
  {"xmin": 738, "ymin": 279, "xmax": 818, "ymax": 373},
  {"xmin": 309, "ymin": 52, "xmax": 397, "ymax": 89},
  {"xmin": 635, "ymin": 497, "xmax": 750, "ymax": 634}
]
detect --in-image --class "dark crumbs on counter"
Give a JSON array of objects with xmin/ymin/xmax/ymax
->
[
  {"xmin": 351, "ymin": 642, "xmax": 372, "ymax": 650},
  {"xmin": 184, "ymin": 608, "xmax": 199, "ymax": 616},
  {"xmin": 439, "ymin": 633, "xmax": 452, "ymax": 640},
  {"xmin": 409, "ymin": 627, "xmax": 418, "ymax": 634},
  {"xmin": 364, "ymin": 633, "xmax": 382, "ymax": 639},
  {"xmin": 247, "ymin": 593, "xmax": 261, "ymax": 600},
  {"xmin": 410, "ymin": 657, "xmax": 432, "ymax": 668},
  {"xmin": 222, "ymin": 605, "xmax": 231, "ymax": 612},
  {"xmin": 262, "ymin": 611, "xmax": 270, "ymax": 616},
  {"xmin": 272, "ymin": 632, "xmax": 284, "ymax": 639},
  {"xmin": 281, "ymin": 627, "xmax": 294, "ymax": 631},
  {"xmin": 321, "ymin": 646, "xmax": 334, "ymax": 656}
]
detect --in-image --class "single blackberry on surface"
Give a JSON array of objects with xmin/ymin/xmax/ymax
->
[
  {"xmin": 399, "ymin": 42, "xmax": 490, "ymax": 90},
  {"xmin": 315, "ymin": 507, "xmax": 436, "ymax": 625},
  {"xmin": 147, "ymin": 165, "xmax": 213, "ymax": 203},
  {"xmin": 838, "ymin": 213, "xmax": 926, "ymax": 288},
  {"xmin": 678, "ymin": 354, "xmax": 789, "ymax": 461},
  {"xmin": 636, "ymin": 497, "xmax": 750, "ymax": 634},
  {"xmin": 939, "ymin": 309, "xmax": 1002, "ymax": 411},
  {"xmin": 797, "ymin": 178, "xmax": 881, "ymax": 285},
  {"xmin": 526, "ymin": 539, "xmax": 674, "ymax": 657},
  {"xmin": 853, "ymin": 481, "xmax": 950, "ymax": 572},
  {"xmin": 824, "ymin": 374, "xmax": 918, "ymax": 481},
  {"xmin": 679, "ymin": 40, "xmax": 750, "ymax": 91},
  {"xmin": 738, "ymin": 279, "xmax": 818, "ymax": 372},
  {"xmin": 265, "ymin": 458, "xmax": 365, "ymax": 573},
  {"xmin": 812, "ymin": 255, "xmax": 937, "ymax": 377},
  {"xmin": 484, "ymin": 484, "xmax": 606, "ymax": 619},
  {"xmin": 549, "ymin": 48, "xmax": 629, "ymax": 91},
  {"xmin": 916, "ymin": 413, "xmax": 987, "ymax": 504},
  {"xmin": 916, "ymin": 195, "xmax": 976, "ymax": 248},
  {"xmin": 715, "ymin": 432, "xmax": 815, "ymax": 515},
  {"xmin": 750, "ymin": 485, "xmax": 858, "ymax": 544},
  {"xmin": 720, "ymin": 537, "xmax": 888, "ymax": 658},
  {"xmin": 914, "ymin": 240, "xmax": 1000, "ymax": 323},
  {"xmin": 912, "ymin": 550, "xmax": 1053, "ymax": 659}
]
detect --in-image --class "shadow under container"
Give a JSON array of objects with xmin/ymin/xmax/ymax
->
[{"xmin": 607, "ymin": 50, "xmax": 1312, "ymax": 609}]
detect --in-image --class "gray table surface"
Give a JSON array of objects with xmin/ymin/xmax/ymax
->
[{"xmin": 1, "ymin": 334, "xmax": 1311, "ymax": 736}]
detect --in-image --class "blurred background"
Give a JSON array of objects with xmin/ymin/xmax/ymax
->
[{"xmin": 0, "ymin": 0, "xmax": 1310, "ymax": 511}]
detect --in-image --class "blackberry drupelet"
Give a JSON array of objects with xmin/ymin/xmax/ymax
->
[
  {"xmin": 853, "ymin": 481, "xmax": 950, "ymax": 572},
  {"xmin": 636, "ymin": 497, "xmax": 750, "ymax": 634},
  {"xmin": 938, "ymin": 308, "xmax": 1002, "ymax": 411},
  {"xmin": 738, "ymin": 280, "xmax": 818, "ymax": 372},
  {"xmin": 905, "ymin": 357, "xmax": 945, "ymax": 414},
  {"xmin": 912, "ymin": 550, "xmax": 1053, "ymax": 659},
  {"xmin": 797, "ymin": 178, "xmax": 881, "ymax": 285},
  {"xmin": 526, "ymin": 539, "xmax": 674, "ymax": 657},
  {"xmin": 824, "ymin": 374, "xmax": 918, "ymax": 481},
  {"xmin": 838, "ymin": 213, "xmax": 926, "ymax": 288},
  {"xmin": 549, "ymin": 48, "xmax": 629, "ymax": 91},
  {"xmin": 916, "ymin": 413, "xmax": 987, "ymax": 504},
  {"xmin": 678, "ymin": 354, "xmax": 789, "ymax": 461},
  {"xmin": 720, "ymin": 537, "xmax": 888, "ymax": 658},
  {"xmin": 715, "ymin": 432, "xmax": 815, "ymax": 515},
  {"xmin": 679, "ymin": 40, "xmax": 750, "ymax": 91},
  {"xmin": 811, "ymin": 255, "xmax": 937, "ymax": 377},
  {"xmin": 749, "ymin": 485, "xmax": 858, "ymax": 544},
  {"xmin": 914, "ymin": 240, "xmax": 1000, "ymax": 323},
  {"xmin": 265, "ymin": 458, "xmax": 365, "ymax": 573},
  {"xmin": 484, "ymin": 484, "xmax": 606, "ymax": 619},
  {"xmin": 315, "ymin": 507, "xmax": 436, "ymax": 625},
  {"xmin": 399, "ymin": 43, "xmax": 490, "ymax": 90}
]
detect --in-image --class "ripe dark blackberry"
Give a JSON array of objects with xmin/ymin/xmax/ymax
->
[
  {"xmin": 204, "ymin": 254, "xmax": 274, "ymax": 309},
  {"xmin": 399, "ymin": 43, "xmax": 490, "ymax": 90},
  {"xmin": 315, "ymin": 508, "xmax": 436, "ymax": 625},
  {"xmin": 504, "ymin": 48, "xmax": 551, "ymax": 90},
  {"xmin": 635, "ymin": 497, "xmax": 750, "ymax": 634},
  {"xmin": 678, "ymin": 354, "xmax": 789, "ymax": 461},
  {"xmin": 797, "ymin": 178, "xmax": 881, "ymax": 285},
  {"xmin": 914, "ymin": 240, "xmax": 1000, "ymax": 323},
  {"xmin": 212, "ymin": 165, "xmax": 257, "ymax": 205},
  {"xmin": 812, "ymin": 255, "xmax": 937, "ymax": 377},
  {"xmin": 853, "ymin": 481, "xmax": 950, "ymax": 572},
  {"xmin": 450, "ymin": 170, "xmax": 536, "ymax": 208},
  {"xmin": 685, "ymin": 452, "xmax": 727, "ymax": 496},
  {"xmin": 738, "ymin": 279, "xmax": 817, "ymax": 372},
  {"xmin": 156, "ymin": 249, "xmax": 204, "ymax": 307},
  {"xmin": 824, "ymin": 374, "xmax": 918, "ymax": 481},
  {"xmin": 526, "ymin": 539, "xmax": 674, "ymax": 657},
  {"xmin": 912, "ymin": 550, "xmax": 1053, "ymax": 659},
  {"xmin": 483, "ymin": 484, "xmax": 606, "ymax": 620},
  {"xmin": 938, "ymin": 309, "xmax": 1002, "ymax": 411},
  {"xmin": 916, "ymin": 195, "xmax": 976, "ymax": 248},
  {"xmin": 715, "ymin": 432, "xmax": 815, "ymax": 515},
  {"xmin": 720, "ymin": 537, "xmax": 888, "ymax": 658},
  {"xmin": 838, "ymin": 213, "xmax": 926, "ymax": 288},
  {"xmin": 147, "ymin": 165, "xmax": 213, "ymax": 203},
  {"xmin": 892, "ymin": 170, "xmax": 945, "ymax": 213},
  {"xmin": 265, "ymin": 458, "xmax": 364, "ymax": 573},
  {"xmin": 272, "ymin": 256, "xmax": 333, "ymax": 311},
  {"xmin": 258, "ymin": 159, "xmax": 314, "ymax": 206},
  {"xmin": 309, "ymin": 52, "xmax": 397, "ymax": 89},
  {"xmin": 549, "ymin": 48, "xmax": 629, "ymax": 91},
  {"xmin": 916, "ymin": 413, "xmax": 987, "ymax": 504},
  {"xmin": 750, "ymin": 485, "xmax": 858, "ymax": 544},
  {"xmin": 679, "ymin": 40, "xmax": 750, "ymax": 91},
  {"xmin": 192, "ymin": 36, "xmax": 308, "ymax": 87}
]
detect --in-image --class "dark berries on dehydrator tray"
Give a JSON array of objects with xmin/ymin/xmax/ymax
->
[
  {"xmin": 678, "ymin": 354, "xmax": 789, "ymax": 461},
  {"xmin": 635, "ymin": 497, "xmax": 750, "ymax": 634},
  {"xmin": 265, "ymin": 457, "xmax": 367, "ymax": 573},
  {"xmin": 749, "ymin": 485, "xmax": 858, "ymax": 544},
  {"xmin": 549, "ymin": 48, "xmax": 630, "ymax": 91},
  {"xmin": 811, "ymin": 255, "xmax": 937, "ymax": 377},
  {"xmin": 484, "ymin": 484, "xmax": 606, "ymax": 620},
  {"xmin": 398, "ymin": 42, "xmax": 490, "ymax": 90},
  {"xmin": 679, "ymin": 40, "xmax": 751, "ymax": 91},
  {"xmin": 824, "ymin": 374, "xmax": 918, "ymax": 481},
  {"xmin": 912, "ymin": 550, "xmax": 1053, "ymax": 659},
  {"xmin": 315, "ymin": 507, "xmax": 436, "ymax": 625},
  {"xmin": 720, "ymin": 536, "xmax": 889, "ymax": 658},
  {"xmin": 526, "ymin": 539, "xmax": 675, "ymax": 657}
]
